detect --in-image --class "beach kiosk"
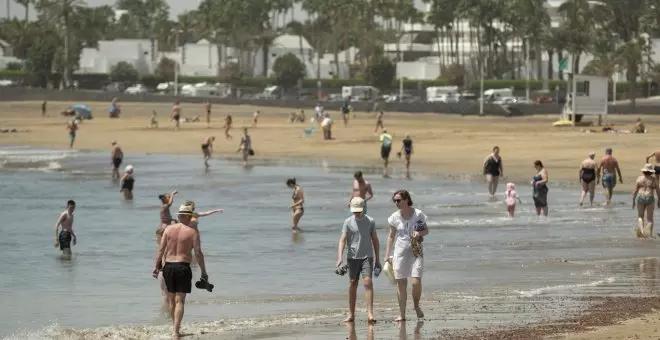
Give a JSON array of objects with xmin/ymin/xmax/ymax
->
[{"xmin": 554, "ymin": 74, "xmax": 608, "ymax": 127}]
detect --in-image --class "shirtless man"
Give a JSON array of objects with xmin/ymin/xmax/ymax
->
[
  {"xmin": 645, "ymin": 150, "xmax": 660, "ymax": 181},
  {"xmin": 201, "ymin": 136, "xmax": 215, "ymax": 168},
  {"xmin": 205, "ymin": 101, "xmax": 212, "ymax": 128},
  {"xmin": 349, "ymin": 171, "xmax": 374, "ymax": 213},
  {"xmin": 252, "ymin": 110, "xmax": 260, "ymax": 128},
  {"xmin": 172, "ymin": 101, "xmax": 181, "ymax": 130},
  {"xmin": 67, "ymin": 120, "xmax": 78, "ymax": 148},
  {"xmin": 598, "ymin": 148, "xmax": 623, "ymax": 205},
  {"xmin": 153, "ymin": 204, "xmax": 208, "ymax": 339},
  {"xmin": 111, "ymin": 141, "xmax": 124, "ymax": 180},
  {"xmin": 579, "ymin": 152, "xmax": 598, "ymax": 206},
  {"xmin": 54, "ymin": 200, "xmax": 77, "ymax": 257},
  {"xmin": 374, "ymin": 111, "xmax": 384, "ymax": 132}
]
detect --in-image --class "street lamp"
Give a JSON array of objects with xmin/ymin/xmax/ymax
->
[
  {"xmin": 525, "ymin": 36, "xmax": 531, "ymax": 102},
  {"xmin": 479, "ymin": 55, "xmax": 486, "ymax": 115},
  {"xmin": 173, "ymin": 29, "xmax": 183, "ymax": 96}
]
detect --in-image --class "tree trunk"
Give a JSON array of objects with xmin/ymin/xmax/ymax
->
[
  {"xmin": 547, "ymin": 50, "xmax": 554, "ymax": 80},
  {"xmin": 63, "ymin": 10, "xmax": 70, "ymax": 89},
  {"xmin": 262, "ymin": 42, "xmax": 269, "ymax": 78},
  {"xmin": 24, "ymin": 3, "xmax": 29, "ymax": 22},
  {"xmin": 535, "ymin": 42, "xmax": 542, "ymax": 80},
  {"xmin": 557, "ymin": 51, "xmax": 563, "ymax": 80},
  {"xmin": 216, "ymin": 44, "xmax": 223, "ymax": 78}
]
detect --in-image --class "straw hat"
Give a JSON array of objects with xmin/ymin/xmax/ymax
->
[
  {"xmin": 641, "ymin": 163, "xmax": 656, "ymax": 173},
  {"xmin": 177, "ymin": 204, "xmax": 195, "ymax": 216}
]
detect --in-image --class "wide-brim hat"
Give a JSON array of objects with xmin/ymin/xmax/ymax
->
[
  {"xmin": 177, "ymin": 204, "xmax": 195, "ymax": 215},
  {"xmin": 642, "ymin": 163, "xmax": 656, "ymax": 173}
]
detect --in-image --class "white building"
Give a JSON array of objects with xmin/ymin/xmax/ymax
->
[{"xmin": 78, "ymin": 39, "xmax": 155, "ymax": 75}]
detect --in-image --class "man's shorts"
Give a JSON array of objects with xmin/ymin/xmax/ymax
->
[
  {"xmin": 381, "ymin": 145, "xmax": 392, "ymax": 159},
  {"xmin": 162, "ymin": 262, "xmax": 193, "ymax": 293},
  {"xmin": 112, "ymin": 157, "xmax": 122, "ymax": 169},
  {"xmin": 602, "ymin": 173, "xmax": 616, "ymax": 189},
  {"xmin": 393, "ymin": 253, "xmax": 423, "ymax": 280},
  {"xmin": 348, "ymin": 258, "xmax": 374, "ymax": 281},
  {"xmin": 59, "ymin": 230, "xmax": 72, "ymax": 250}
]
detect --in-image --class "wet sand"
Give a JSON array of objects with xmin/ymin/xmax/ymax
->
[{"xmin": 0, "ymin": 101, "xmax": 658, "ymax": 186}]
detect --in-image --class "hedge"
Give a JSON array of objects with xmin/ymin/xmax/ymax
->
[{"xmin": 0, "ymin": 70, "xmax": 656, "ymax": 98}]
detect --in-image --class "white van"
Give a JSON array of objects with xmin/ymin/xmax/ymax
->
[
  {"xmin": 426, "ymin": 86, "xmax": 459, "ymax": 103},
  {"xmin": 341, "ymin": 86, "xmax": 380, "ymax": 101},
  {"xmin": 483, "ymin": 88, "xmax": 514, "ymax": 103}
]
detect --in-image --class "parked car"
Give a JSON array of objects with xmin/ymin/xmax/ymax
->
[{"xmin": 124, "ymin": 84, "xmax": 148, "ymax": 94}]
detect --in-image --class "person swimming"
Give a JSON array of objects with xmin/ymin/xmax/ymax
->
[{"xmin": 120, "ymin": 165, "xmax": 135, "ymax": 200}]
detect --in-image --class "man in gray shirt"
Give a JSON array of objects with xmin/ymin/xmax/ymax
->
[{"xmin": 337, "ymin": 196, "xmax": 381, "ymax": 323}]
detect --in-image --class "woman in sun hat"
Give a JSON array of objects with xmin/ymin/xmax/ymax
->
[
  {"xmin": 633, "ymin": 164, "xmax": 660, "ymax": 238},
  {"xmin": 119, "ymin": 165, "xmax": 135, "ymax": 200}
]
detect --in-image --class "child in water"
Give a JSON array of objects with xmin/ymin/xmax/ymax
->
[{"xmin": 504, "ymin": 183, "xmax": 522, "ymax": 217}]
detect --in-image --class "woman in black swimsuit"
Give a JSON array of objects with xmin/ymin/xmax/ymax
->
[
  {"xmin": 120, "ymin": 165, "xmax": 135, "ymax": 200},
  {"xmin": 399, "ymin": 134, "xmax": 414, "ymax": 179},
  {"xmin": 483, "ymin": 146, "xmax": 503, "ymax": 198},
  {"xmin": 286, "ymin": 178, "xmax": 304, "ymax": 233},
  {"xmin": 579, "ymin": 152, "xmax": 597, "ymax": 206}
]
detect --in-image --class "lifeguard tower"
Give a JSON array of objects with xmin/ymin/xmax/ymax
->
[{"xmin": 554, "ymin": 74, "xmax": 608, "ymax": 127}]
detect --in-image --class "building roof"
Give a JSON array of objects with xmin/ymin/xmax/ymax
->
[
  {"xmin": 0, "ymin": 39, "xmax": 9, "ymax": 48},
  {"xmin": 271, "ymin": 34, "xmax": 312, "ymax": 50}
]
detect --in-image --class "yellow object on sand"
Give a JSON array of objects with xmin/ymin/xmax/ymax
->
[{"xmin": 553, "ymin": 120, "xmax": 573, "ymax": 127}]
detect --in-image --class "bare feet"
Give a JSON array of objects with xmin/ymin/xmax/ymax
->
[
  {"xmin": 415, "ymin": 306, "xmax": 425, "ymax": 319},
  {"xmin": 395, "ymin": 316, "xmax": 405, "ymax": 322},
  {"xmin": 368, "ymin": 318, "xmax": 377, "ymax": 324},
  {"xmin": 343, "ymin": 316, "xmax": 355, "ymax": 323}
]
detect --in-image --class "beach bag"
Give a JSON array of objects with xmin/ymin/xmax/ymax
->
[
  {"xmin": 248, "ymin": 149, "xmax": 255, "ymax": 156},
  {"xmin": 382, "ymin": 260, "xmax": 396, "ymax": 285}
]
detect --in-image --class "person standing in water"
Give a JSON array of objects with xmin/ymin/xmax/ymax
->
[
  {"xmin": 153, "ymin": 204, "xmax": 209, "ymax": 339},
  {"xmin": 336, "ymin": 197, "xmax": 381, "ymax": 324},
  {"xmin": 120, "ymin": 165, "xmax": 135, "ymax": 200},
  {"xmin": 286, "ymin": 178, "xmax": 305, "ymax": 233},
  {"xmin": 157, "ymin": 191, "xmax": 178, "ymax": 244},
  {"xmin": 111, "ymin": 141, "xmax": 124, "ymax": 180},
  {"xmin": 384, "ymin": 190, "xmax": 429, "ymax": 322},
  {"xmin": 532, "ymin": 160, "xmax": 549, "ymax": 216},
  {"xmin": 579, "ymin": 152, "xmax": 598, "ymax": 206},
  {"xmin": 171, "ymin": 102, "xmax": 181, "ymax": 130},
  {"xmin": 379, "ymin": 129, "xmax": 393, "ymax": 178},
  {"xmin": 67, "ymin": 120, "xmax": 78, "ymax": 148},
  {"xmin": 483, "ymin": 146, "xmax": 503, "ymax": 198},
  {"xmin": 374, "ymin": 111, "xmax": 384, "ymax": 132},
  {"xmin": 237, "ymin": 128, "xmax": 252, "ymax": 167},
  {"xmin": 633, "ymin": 164, "xmax": 660, "ymax": 238},
  {"xmin": 504, "ymin": 183, "xmax": 522, "ymax": 217},
  {"xmin": 180, "ymin": 200, "xmax": 223, "ymax": 229},
  {"xmin": 645, "ymin": 150, "xmax": 660, "ymax": 181},
  {"xmin": 204, "ymin": 100, "xmax": 212, "ymax": 127},
  {"xmin": 598, "ymin": 148, "xmax": 623, "ymax": 205},
  {"xmin": 349, "ymin": 171, "xmax": 374, "ymax": 213},
  {"xmin": 399, "ymin": 134, "xmax": 414, "ymax": 179},
  {"xmin": 201, "ymin": 136, "xmax": 215, "ymax": 168},
  {"xmin": 54, "ymin": 200, "xmax": 77, "ymax": 257}
]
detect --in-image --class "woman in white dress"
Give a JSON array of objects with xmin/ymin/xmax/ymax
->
[{"xmin": 383, "ymin": 189, "xmax": 429, "ymax": 322}]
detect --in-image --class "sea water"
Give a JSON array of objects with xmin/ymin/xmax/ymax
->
[{"xmin": 1, "ymin": 146, "xmax": 660, "ymax": 339}]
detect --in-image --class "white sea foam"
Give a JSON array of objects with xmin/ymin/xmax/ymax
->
[{"xmin": 514, "ymin": 277, "xmax": 616, "ymax": 297}]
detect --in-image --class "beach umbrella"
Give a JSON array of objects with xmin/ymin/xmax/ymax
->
[{"xmin": 72, "ymin": 104, "xmax": 93, "ymax": 120}]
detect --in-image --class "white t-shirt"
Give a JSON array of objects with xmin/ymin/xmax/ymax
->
[
  {"xmin": 387, "ymin": 208, "xmax": 427, "ymax": 257},
  {"xmin": 315, "ymin": 105, "xmax": 323, "ymax": 115},
  {"xmin": 321, "ymin": 117, "xmax": 332, "ymax": 127}
]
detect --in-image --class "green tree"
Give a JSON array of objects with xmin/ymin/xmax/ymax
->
[
  {"xmin": 364, "ymin": 55, "xmax": 395, "ymax": 90},
  {"xmin": 4, "ymin": 62, "xmax": 24, "ymax": 71},
  {"xmin": 110, "ymin": 61, "xmax": 140, "ymax": 82},
  {"xmin": 155, "ymin": 57, "xmax": 176, "ymax": 79},
  {"xmin": 272, "ymin": 53, "xmax": 306, "ymax": 89},
  {"xmin": 24, "ymin": 26, "xmax": 60, "ymax": 87}
]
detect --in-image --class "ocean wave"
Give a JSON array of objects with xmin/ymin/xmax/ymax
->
[
  {"xmin": 0, "ymin": 148, "xmax": 75, "ymax": 173},
  {"xmin": 514, "ymin": 277, "xmax": 616, "ymax": 297}
]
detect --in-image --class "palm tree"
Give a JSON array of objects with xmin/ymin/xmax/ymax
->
[{"xmin": 14, "ymin": 0, "xmax": 31, "ymax": 22}]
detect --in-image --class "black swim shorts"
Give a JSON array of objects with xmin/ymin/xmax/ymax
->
[
  {"xmin": 59, "ymin": 230, "xmax": 72, "ymax": 250},
  {"xmin": 381, "ymin": 145, "xmax": 392, "ymax": 159},
  {"xmin": 112, "ymin": 157, "xmax": 122, "ymax": 169},
  {"xmin": 162, "ymin": 262, "xmax": 193, "ymax": 293}
]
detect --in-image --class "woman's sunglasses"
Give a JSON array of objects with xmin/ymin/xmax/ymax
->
[{"xmin": 392, "ymin": 199, "xmax": 402, "ymax": 203}]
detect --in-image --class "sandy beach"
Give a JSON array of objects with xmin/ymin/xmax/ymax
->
[
  {"xmin": 1, "ymin": 100, "xmax": 658, "ymax": 186},
  {"xmin": 2, "ymin": 100, "xmax": 660, "ymax": 340}
]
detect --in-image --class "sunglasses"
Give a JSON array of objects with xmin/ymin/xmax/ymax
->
[{"xmin": 392, "ymin": 199, "xmax": 402, "ymax": 203}]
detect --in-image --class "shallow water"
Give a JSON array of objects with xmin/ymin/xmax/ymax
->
[{"xmin": 2, "ymin": 146, "xmax": 660, "ymax": 339}]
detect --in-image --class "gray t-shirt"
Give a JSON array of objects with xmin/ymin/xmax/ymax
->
[{"xmin": 342, "ymin": 214, "xmax": 376, "ymax": 259}]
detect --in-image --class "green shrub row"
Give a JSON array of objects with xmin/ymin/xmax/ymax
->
[{"xmin": 0, "ymin": 70, "xmax": 655, "ymax": 95}]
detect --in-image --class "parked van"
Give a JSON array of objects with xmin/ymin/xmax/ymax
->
[
  {"xmin": 426, "ymin": 86, "xmax": 459, "ymax": 103},
  {"xmin": 341, "ymin": 86, "xmax": 380, "ymax": 101}
]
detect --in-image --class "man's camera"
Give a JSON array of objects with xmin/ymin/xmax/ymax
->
[
  {"xmin": 335, "ymin": 265, "xmax": 349, "ymax": 276},
  {"xmin": 195, "ymin": 278, "xmax": 214, "ymax": 292}
]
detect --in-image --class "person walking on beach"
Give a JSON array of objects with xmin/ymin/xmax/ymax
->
[
  {"xmin": 42, "ymin": 100, "xmax": 47, "ymax": 116},
  {"xmin": 236, "ymin": 128, "xmax": 252, "ymax": 168},
  {"xmin": 171, "ymin": 102, "xmax": 181, "ymax": 130},
  {"xmin": 287, "ymin": 178, "xmax": 305, "ymax": 233},
  {"xmin": 341, "ymin": 100, "xmax": 353, "ymax": 127},
  {"xmin": 204, "ymin": 101, "xmax": 212, "ymax": 127},
  {"xmin": 152, "ymin": 204, "xmax": 209, "ymax": 339},
  {"xmin": 384, "ymin": 190, "xmax": 429, "ymax": 322},
  {"xmin": 379, "ymin": 129, "xmax": 393, "ymax": 178},
  {"xmin": 598, "ymin": 148, "xmax": 623, "ymax": 205},
  {"xmin": 633, "ymin": 164, "xmax": 660, "ymax": 238},
  {"xmin": 321, "ymin": 113, "xmax": 333, "ymax": 140},
  {"xmin": 399, "ymin": 134, "xmax": 414, "ymax": 179},
  {"xmin": 374, "ymin": 111, "xmax": 384, "ymax": 132},
  {"xmin": 111, "ymin": 141, "xmax": 124, "ymax": 180},
  {"xmin": 201, "ymin": 136, "xmax": 215, "ymax": 168},
  {"xmin": 645, "ymin": 150, "xmax": 660, "ymax": 181},
  {"xmin": 579, "ymin": 152, "xmax": 598, "ymax": 206},
  {"xmin": 67, "ymin": 119, "xmax": 78, "ymax": 148},
  {"xmin": 337, "ymin": 197, "xmax": 381, "ymax": 324},
  {"xmin": 349, "ymin": 171, "xmax": 374, "ymax": 213},
  {"xmin": 54, "ymin": 200, "xmax": 77, "ymax": 258},
  {"xmin": 224, "ymin": 114, "xmax": 233, "ymax": 140},
  {"xmin": 120, "ymin": 165, "xmax": 135, "ymax": 200},
  {"xmin": 504, "ymin": 183, "xmax": 522, "ymax": 217},
  {"xmin": 532, "ymin": 160, "xmax": 549, "ymax": 216},
  {"xmin": 483, "ymin": 146, "xmax": 503, "ymax": 199},
  {"xmin": 252, "ymin": 110, "xmax": 260, "ymax": 128},
  {"xmin": 314, "ymin": 103, "xmax": 323, "ymax": 122}
]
